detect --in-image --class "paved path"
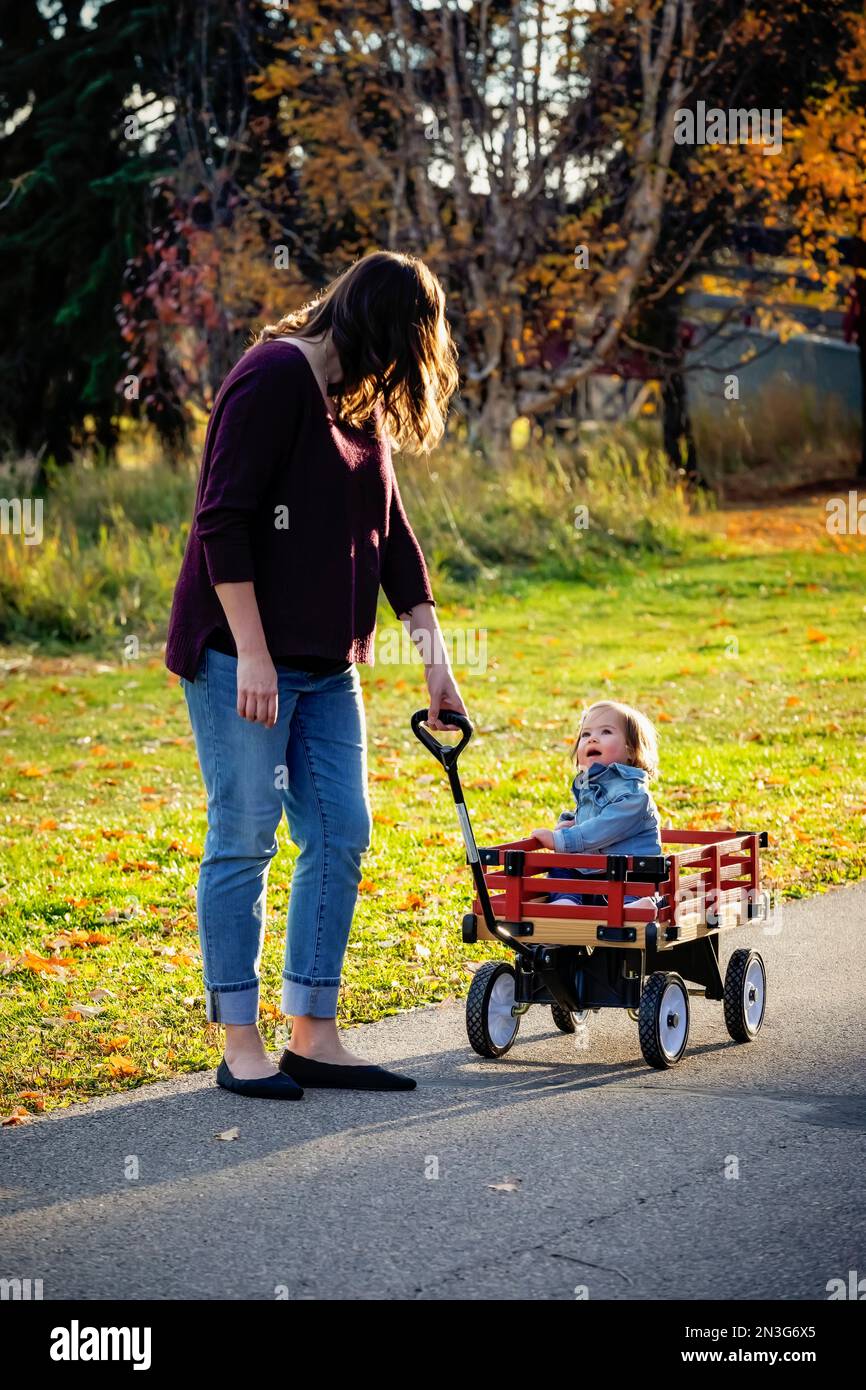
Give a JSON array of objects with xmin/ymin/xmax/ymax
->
[{"xmin": 2, "ymin": 883, "xmax": 865, "ymax": 1300}]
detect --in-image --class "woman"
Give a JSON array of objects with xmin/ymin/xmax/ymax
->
[{"xmin": 165, "ymin": 251, "xmax": 467, "ymax": 1098}]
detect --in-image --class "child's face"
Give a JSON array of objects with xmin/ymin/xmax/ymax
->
[{"xmin": 576, "ymin": 712, "xmax": 629, "ymax": 769}]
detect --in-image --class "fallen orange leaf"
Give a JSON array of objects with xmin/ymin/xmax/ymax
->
[
  {"xmin": 17, "ymin": 1092, "xmax": 45, "ymax": 1110},
  {"xmin": 20, "ymin": 950, "xmax": 76, "ymax": 976},
  {"xmin": 104, "ymin": 1057, "xmax": 139, "ymax": 1079}
]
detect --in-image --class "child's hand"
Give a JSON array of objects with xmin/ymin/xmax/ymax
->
[{"xmin": 531, "ymin": 828, "xmax": 556, "ymax": 849}]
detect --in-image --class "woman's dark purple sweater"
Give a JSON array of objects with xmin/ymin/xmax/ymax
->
[{"xmin": 164, "ymin": 340, "xmax": 436, "ymax": 682}]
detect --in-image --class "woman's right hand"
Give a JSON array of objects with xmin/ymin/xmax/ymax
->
[{"xmin": 236, "ymin": 649, "xmax": 278, "ymax": 727}]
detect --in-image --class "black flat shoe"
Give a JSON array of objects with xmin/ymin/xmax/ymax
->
[
  {"xmin": 216, "ymin": 1057, "xmax": 304, "ymax": 1100},
  {"xmin": 278, "ymin": 1048, "xmax": 416, "ymax": 1091}
]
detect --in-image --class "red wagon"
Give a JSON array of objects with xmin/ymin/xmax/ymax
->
[{"xmin": 411, "ymin": 709, "xmax": 770, "ymax": 1070}]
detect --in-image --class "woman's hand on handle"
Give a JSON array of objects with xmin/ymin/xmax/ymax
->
[
  {"xmin": 399, "ymin": 599, "xmax": 469, "ymax": 730},
  {"xmin": 425, "ymin": 665, "xmax": 468, "ymax": 731}
]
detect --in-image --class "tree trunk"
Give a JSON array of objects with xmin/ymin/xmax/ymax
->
[
  {"xmin": 638, "ymin": 295, "xmax": 703, "ymax": 485},
  {"xmin": 476, "ymin": 377, "xmax": 514, "ymax": 463},
  {"xmin": 662, "ymin": 369, "xmax": 698, "ymax": 483}
]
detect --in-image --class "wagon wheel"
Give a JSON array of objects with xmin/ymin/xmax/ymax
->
[
  {"xmin": 551, "ymin": 1002, "xmax": 590, "ymax": 1034},
  {"xmin": 638, "ymin": 971, "xmax": 690, "ymax": 1069},
  {"xmin": 466, "ymin": 961, "xmax": 521, "ymax": 1058},
  {"xmin": 723, "ymin": 949, "xmax": 767, "ymax": 1042}
]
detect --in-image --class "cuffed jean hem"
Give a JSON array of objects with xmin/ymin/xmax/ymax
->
[
  {"xmin": 205, "ymin": 981, "xmax": 260, "ymax": 1025},
  {"xmin": 281, "ymin": 975, "xmax": 340, "ymax": 1019}
]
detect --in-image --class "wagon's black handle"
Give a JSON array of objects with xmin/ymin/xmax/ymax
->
[
  {"xmin": 411, "ymin": 708, "xmax": 473, "ymax": 767},
  {"xmin": 410, "ymin": 706, "xmax": 534, "ymax": 963}
]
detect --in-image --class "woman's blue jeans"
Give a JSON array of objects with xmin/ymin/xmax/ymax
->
[{"xmin": 179, "ymin": 646, "xmax": 372, "ymax": 1024}]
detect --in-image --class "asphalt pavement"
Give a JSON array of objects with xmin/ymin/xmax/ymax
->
[{"xmin": 2, "ymin": 881, "xmax": 864, "ymax": 1300}]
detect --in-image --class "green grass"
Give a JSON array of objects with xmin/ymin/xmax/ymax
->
[
  {"xmin": 0, "ymin": 431, "xmax": 695, "ymax": 650},
  {"xmin": 1, "ymin": 508, "xmax": 865, "ymax": 1118}
]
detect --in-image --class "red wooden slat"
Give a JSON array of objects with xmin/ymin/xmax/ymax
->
[
  {"xmin": 504, "ymin": 867, "xmax": 522, "ymax": 920},
  {"xmin": 475, "ymin": 892, "xmax": 659, "ymax": 923},
  {"xmin": 606, "ymin": 877, "xmax": 625, "ymax": 926}
]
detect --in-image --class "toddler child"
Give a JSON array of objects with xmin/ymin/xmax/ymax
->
[{"xmin": 531, "ymin": 699, "xmax": 662, "ymax": 912}]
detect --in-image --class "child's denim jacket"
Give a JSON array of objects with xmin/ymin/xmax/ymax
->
[{"xmin": 551, "ymin": 761, "xmax": 662, "ymax": 858}]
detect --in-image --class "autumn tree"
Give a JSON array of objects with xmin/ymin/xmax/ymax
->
[
  {"xmin": 248, "ymin": 0, "xmax": 857, "ymax": 460},
  {"xmin": 592, "ymin": 0, "xmax": 856, "ymax": 481},
  {"xmin": 4, "ymin": 0, "xmax": 860, "ymax": 466},
  {"xmin": 747, "ymin": 8, "xmax": 866, "ymax": 477},
  {"xmin": 116, "ymin": 0, "xmax": 293, "ymax": 450},
  {"xmin": 247, "ymin": 0, "xmax": 707, "ymax": 451}
]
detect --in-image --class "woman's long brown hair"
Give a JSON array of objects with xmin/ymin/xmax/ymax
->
[{"xmin": 251, "ymin": 251, "xmax": 460, "ymax": 454}]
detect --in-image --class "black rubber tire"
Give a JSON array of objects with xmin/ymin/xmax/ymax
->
[
  {"xmin": 723, "ymin": 948, "xmax": 767, "ymax": 1042},
  {"xmin": 638, "ymin": 971, "xmax": 690, "ymax": 1069},
  {"xmin": 551, "ymin": 1002, "xmax": 576, "ymax": 1033},
  {"xmin": 551, "ymin": 1002, "xmax": 591, "ymax": 1034},
  {"xmin": 466, "ymin": 960, "xmax": 520, "ymax": 1058}
]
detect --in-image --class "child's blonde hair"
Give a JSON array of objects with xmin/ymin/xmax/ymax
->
[{"xmin": 571, "ymin": 700, "xmax": 659, "ymax": 780}]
